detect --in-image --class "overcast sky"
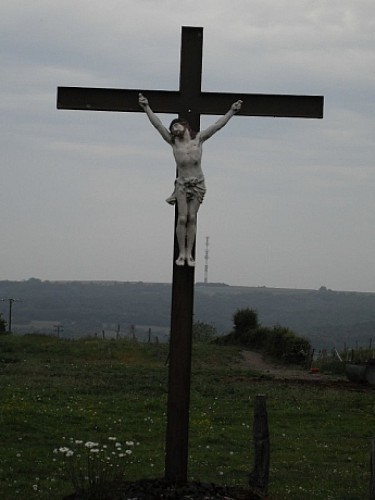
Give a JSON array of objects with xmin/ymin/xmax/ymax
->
[{"xmin": 1, "ymin": 1, "xmax": 375, "ymax": 291}]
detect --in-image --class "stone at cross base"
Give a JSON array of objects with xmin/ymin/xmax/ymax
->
[{"xmin": 138, "ymin": 93, "xmax": 242, "ymax": 267}]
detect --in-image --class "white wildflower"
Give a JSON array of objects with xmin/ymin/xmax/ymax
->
[
  {"xmin": 59, "ymin": 447, "xmax": 71, "ymax": 454},
  {"xmin": 85, "ymin": 441, "xmax": 99, "ymax": 449}
]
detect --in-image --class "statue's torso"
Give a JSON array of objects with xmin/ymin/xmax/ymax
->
[{"xmin": 172, "ymin": 136, "xmax": 203, "ymax": 178}]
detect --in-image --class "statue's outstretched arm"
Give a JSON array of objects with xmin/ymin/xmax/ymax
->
[
  {"xmin": 199, "ymin": 100, "xmax": 242, "ymax": 142},
  {"xmin": 138, "ymin": 93, "xmax": 172, "ymax": 144}
]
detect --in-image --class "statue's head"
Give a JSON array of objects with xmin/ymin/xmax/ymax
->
[{"xmin": 169, "ymin": 118, "xmax": 197, "ymax": 142}]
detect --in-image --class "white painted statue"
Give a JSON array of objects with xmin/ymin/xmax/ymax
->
[{"xmin": 139, "ymin": 93, "xmax": 242, "ymax": 267}]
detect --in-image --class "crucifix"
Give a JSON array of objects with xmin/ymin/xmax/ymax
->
[{"xmin": 57, "ymin": 26, "xmax": 323, "ymax": 482}]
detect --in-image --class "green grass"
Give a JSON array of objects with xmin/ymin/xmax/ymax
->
[{"xmin": 0, "ymin": 334, "xmax": 374, "ymax": 499}]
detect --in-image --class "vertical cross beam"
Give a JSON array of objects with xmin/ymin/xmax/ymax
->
[{"xmin": 165, "ymin": 27, "xmax": 203, "ymax": 482}]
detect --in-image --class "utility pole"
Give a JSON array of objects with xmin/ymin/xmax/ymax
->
[
  {"xmin": 204, "ymin": 236, "xmax": 210, "ymax": 284},
  {"xmin": 54, "ymin": 324, "xmax": 64, "ymax": 338},
  {"xmin": 0, "ymin": 298, "xmax": 21, "ymax": 333}
]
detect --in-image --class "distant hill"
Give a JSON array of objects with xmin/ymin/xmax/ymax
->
[{"xmin": 1, "ymin": 278, "xmax": 375, "ymax": 349}]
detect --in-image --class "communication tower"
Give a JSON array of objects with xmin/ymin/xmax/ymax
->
[{"xmin": 204, "ymin": 236, "xmax": 210, "ymax": 284}]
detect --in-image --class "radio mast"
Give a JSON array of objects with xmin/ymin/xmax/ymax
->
[{"xmin": 204, "ymin": 236, "xmax": 210, "ymax": 284}]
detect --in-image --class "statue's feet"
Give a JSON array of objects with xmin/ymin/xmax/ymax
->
[
  {"xmin": 175, "ymin": 255, "xmax": 186, "ymax": 266},
  {"xmin": 187, "ymin": 256, "xmax": 195, "ymax": 267}
]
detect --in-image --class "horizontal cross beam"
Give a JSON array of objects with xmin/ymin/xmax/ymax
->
[{"xmin": 57, "ymin": 87, "xmax": 323, "ymax": 119}]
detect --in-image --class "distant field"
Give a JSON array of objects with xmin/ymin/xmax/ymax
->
[{"xmin": 0, "ymin": 334, "xmax": 373, "ymax": 499}]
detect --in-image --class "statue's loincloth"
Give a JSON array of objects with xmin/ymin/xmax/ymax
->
[{"xmin": 166, "ymin": 175, "xmax": 206, "ymax": 205}]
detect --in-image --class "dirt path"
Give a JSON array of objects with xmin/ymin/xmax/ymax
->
[
  {"xmin": 241, "ymin": 350, "xmax": 321, "ymax": 380},
  {"xmin": 239, "ymin": 350, "xmax": 375, "ymax": 392}
]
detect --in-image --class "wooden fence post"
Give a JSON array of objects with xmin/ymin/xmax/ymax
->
[
  {"xmin": 249, "ymin": 394, "xmax": 270, "ymax": 495},
  {"xmin": 306, "ymin": 348, "xmax": 315, "ymax": 370},
  {"xmin": 370, "ymin": 439, "xmax": 375, "ymax": 500}
]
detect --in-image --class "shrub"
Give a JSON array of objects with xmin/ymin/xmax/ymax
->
[
  {"xmin": 233, "ymin": 308, "xmax": 259, "ymax": 332},
  {"xmin": 193, "ymin": 321, "xmax": 218, "ymax": 343},
  {"xmin": 216, "ymin": 309, "xmax": 311, "ymax": 365},
  {"xmin": 0, "ymin": 313, "xmax": 7, "ymax": 334},
  {"xmin": 258, "ymin": 325, "xmax": 311, "ymax": 364}
]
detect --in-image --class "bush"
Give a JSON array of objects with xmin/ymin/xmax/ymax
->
[
  {"xmin": 233, "ymin": 308, "xmax": 259, "ymax": 332},
  {"xmin": 269, "ymin": 326, "xmax": 310, "ymax": 363},
  {"xmin": 216, "ymin": 309, "xmax": 311, "ymax": 365},
  {"xmin": 0, "ymin": 313, "xmax": 7, "ymax": 334},
  {"xmin": 193, "ymin": 321, "xmax": 218, "ymax": 343}
]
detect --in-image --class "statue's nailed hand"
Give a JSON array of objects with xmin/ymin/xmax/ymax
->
[
  {"xmin": 138, "ymin": 93, "xmax": 149, "ymax": 109},
  {"xmin": 231, "ymin": 100, "xmax": 243, "ymax": 113}
]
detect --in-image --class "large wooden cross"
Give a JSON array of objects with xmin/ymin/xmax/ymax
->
[{"xmin": 57, "ymin": 26, "xmax": 323, "ymax": 482}]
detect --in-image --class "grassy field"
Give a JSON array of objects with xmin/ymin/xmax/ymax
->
[{"xmin": 0, "ymin": 334, "xmax": 373, "ymax": 499}]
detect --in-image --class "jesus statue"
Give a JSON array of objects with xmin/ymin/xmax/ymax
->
[{"xmin": 139, "ymin": 93, "xmax": 242, "ymax": 267}]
